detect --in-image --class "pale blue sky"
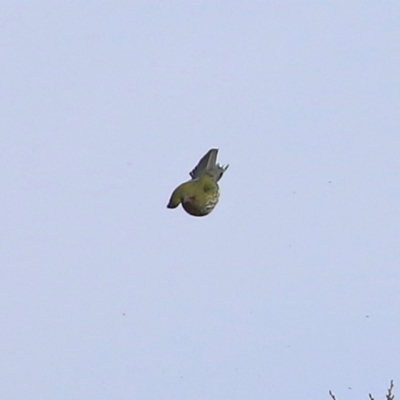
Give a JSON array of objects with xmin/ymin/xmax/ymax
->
[{"xmin": 1, "ymin": 2, "xmax": 400, "ymax": 399}]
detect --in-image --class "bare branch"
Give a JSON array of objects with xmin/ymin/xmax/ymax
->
[
  {"xmin": 386, "ymin": 380, "xmax": 394, "ymax": 400},
  {"xmin": 330, "ymin": 380, "xmax": 394, "ymax": 399}
]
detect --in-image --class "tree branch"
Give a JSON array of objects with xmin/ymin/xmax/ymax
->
[{"xmin": 386, "ymin": 380, "xmax": 394, "ymax": 400}]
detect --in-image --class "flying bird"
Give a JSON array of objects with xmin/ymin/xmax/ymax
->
[{"xmin": 167, "ymin": 149, "xmax": 229, "ymax": 217}]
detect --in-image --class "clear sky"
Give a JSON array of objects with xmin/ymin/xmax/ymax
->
[{"xmin": 1, "ymin": 2, "xmax": 400, "ymax": 399}]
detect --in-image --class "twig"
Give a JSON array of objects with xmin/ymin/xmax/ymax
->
[
  {"xmin": 329, "ymin": 380, "xmax": 394, "ymax": 399},
  {"xmin": 369, "ymin": 380, "xmax": 394, "ymax": 400},
  {"xmin": 386, "ymin": 380, "xmax": 394, "ymax": 400},
  {"xmin": 328, "ymin": 390, "xmax": 337, "ymax": 400}
]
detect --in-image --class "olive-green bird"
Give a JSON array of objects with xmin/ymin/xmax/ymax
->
[{"xmin": 167, "ymin": 149, "xmax": 229, "ymax": 217}]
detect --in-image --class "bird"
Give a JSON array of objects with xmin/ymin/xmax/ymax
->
[{"xmin": 167, "ymin": 149, "xmax": 229, "ymax": 217}]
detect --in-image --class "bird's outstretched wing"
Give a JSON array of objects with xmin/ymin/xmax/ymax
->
[{"xmin": 190, "ymin": 149, "xmax": 228, "ymax": 181}]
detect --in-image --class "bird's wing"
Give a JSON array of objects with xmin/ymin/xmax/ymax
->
[{"xmin": 189, "ymin": 149, "xmax": 219, "ymax": 179}]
